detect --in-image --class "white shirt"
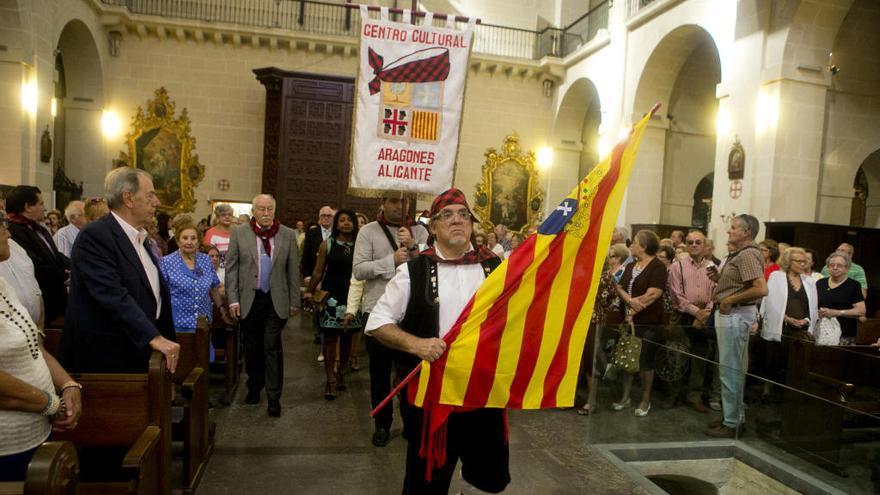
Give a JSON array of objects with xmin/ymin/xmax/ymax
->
[
  {"xmin": 321, "ymin": 226, "xmax": 331, "ymax": 241},
  {"xmin": 112, "ymin": 212, "xmax": 162, "ymax": 317},
  {"xmin": 0, "ymin": 240, "xmax": 42, "ymax": 323},
  {"xmin": 53, "ymin": 224, "xmax": 80, "ymax": 258},
  {"xmin": 491, "ymin": 244, "xmax": 505, "ymax": 259},
  {"xmin": 0, "ymin": 276, "xmax": 53, "ymax": 455},
  {"xmin": 366, "ymin": 247, "xmax": 486, "ymax": 338}
]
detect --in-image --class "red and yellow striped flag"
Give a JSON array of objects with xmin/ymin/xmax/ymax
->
[{"xmin": 408, "ymin": 106, "xmax": 657, "ymax": 411}]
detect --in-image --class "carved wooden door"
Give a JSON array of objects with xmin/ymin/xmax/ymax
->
[{"xmin": 255, "ymin": 68, "xmax": 379, "ymax": 227}]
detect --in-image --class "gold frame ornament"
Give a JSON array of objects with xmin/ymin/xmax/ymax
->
[
  {"xmin": 472, "ymin": 134, "xmax": 543, "ymax": 236},
  {"xmin": 117, "ymin": 87, "xmax": 204, "ymax": 215}
]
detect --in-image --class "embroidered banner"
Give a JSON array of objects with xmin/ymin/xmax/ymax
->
[{"xmin": 350, "ymin": 6, "xmax": 475, "ymax": 196}]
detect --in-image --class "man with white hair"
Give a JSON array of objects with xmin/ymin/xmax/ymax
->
[
  {"xmin": 53, "ymin": 200, "xmax": 86, "ymax": 257},
  {"xmin": 59, "ymin": 167, "xmax": 179, "ymax": 374},
  {"xmin": 226, "ymin": 194, "xmax": 300, "ymax": 417}
]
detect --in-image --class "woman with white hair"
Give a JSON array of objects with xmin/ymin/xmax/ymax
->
[
  {"xmin": 816, "ymin": 251, "xmax": 866, "ymax": 345},
  {"xmin": 758, "ymin": 247, "xmax": 817, "ymax": 399}
]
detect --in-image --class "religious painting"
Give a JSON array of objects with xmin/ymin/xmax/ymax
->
[
  {"xmin": 473, "ymin": 135, "xmax": 543, "ymax": 235},
  {"xmin": 117, "ymin": 87, "xmax": 205, "ymax": 215},
  {"xmin": 728, "ymin": 137, "xmax": 744, "ymax": 180}
]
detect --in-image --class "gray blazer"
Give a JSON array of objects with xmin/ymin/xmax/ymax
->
[{"xmin": 225, "ymin": 223, "xmax": 301, "ymax": 319}]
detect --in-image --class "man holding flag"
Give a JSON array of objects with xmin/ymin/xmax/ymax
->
[{"xmin": 365, "ymin": 188, "xmax": 508, "ymax": 494}]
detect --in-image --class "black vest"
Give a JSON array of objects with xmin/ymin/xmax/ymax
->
[{"xmin": 396, "ymin": 255, "xmax": 502, "ymax": 370}]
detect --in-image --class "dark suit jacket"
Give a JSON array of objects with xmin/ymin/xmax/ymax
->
[
  {"xmin": 300, "ymin": 226, "xmax": 326, "ymax": 279},
  {"xmin": 59, "ymin": 214, "xmax": 175, "ymax": 373},
  {"xmin": 8, "ymin": 222, "xmax": 69, "ymax": 322}
]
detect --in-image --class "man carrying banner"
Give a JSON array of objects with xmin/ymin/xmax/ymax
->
[
  {"xmin": 365, "ymin": 189, "xmax": 508, "ymax": 494},
  {"xmin": 353, "ymin": 196, "xmax": 428, "ymax": 447}
]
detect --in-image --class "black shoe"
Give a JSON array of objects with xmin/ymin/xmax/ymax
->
[
  {"xmin": 372, "ymin": 427, "xmax": 390, "ymax": 447},
  {"xmin": 245, "ymin": 391, "xmax": 260, "ymax": 405},
  {"xmin": 268, "ymin": 400, "xmax": 281, "ymax": 417}
]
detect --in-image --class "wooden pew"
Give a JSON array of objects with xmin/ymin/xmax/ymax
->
[
  {"xmin": 0, "ymin": 441, "xmax": 78, "ymax": 495},
  {"xmin": 52, "ymin": 352, "xmax": 172, "ymax": 495},
  {"xmin": 780, "ymin": 339, "xmax": 880, "ymax": 475},
  {"xmin": 172, "ymin": 317, "xmax": 214, "ymax": 493},
  {"xmin": 210, "ymin": 305, "xmax": 241, "ymax": 405},
  {"xmin": 857, "ymin": 318, "xmax": 880, "ymax": 345}
]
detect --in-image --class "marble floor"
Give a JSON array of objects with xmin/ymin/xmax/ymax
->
[{"xmin": 195, "ymin": 313, "xmax": 875, "ymax": 494}]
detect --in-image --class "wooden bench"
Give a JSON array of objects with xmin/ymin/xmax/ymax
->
[
  {"xmin": 51, "ymin": 352, "xmax": 172, "ymax": 495},
  {"xmin": 210, "ymin": 305, "xmax": 241, "ymax": 405},
  {"xmin": 857, "ymin": 318, "xmax": 880, "ymax": 345},
  {"xmin": 780, "ymin": 339, "xmax": 880, "ymax": 475},
  {"xmin": 0, "ymin": 441, "xmax": 78, "ymax": 495},
  {"xmin": 171, "ymin": 317, "xmax": 214, "ymax": 493}
]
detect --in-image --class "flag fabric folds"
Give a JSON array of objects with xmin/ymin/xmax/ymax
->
[{"xmin": 409, "ymin": 107, "xmax": 657, "ymax": 413}]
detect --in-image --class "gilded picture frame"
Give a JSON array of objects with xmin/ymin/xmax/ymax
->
[
  {"xmin": 118, "ymin": 87, "xmax": 204, "ymax": 215},
  {"xmin": 473, "ymin": 135, "xmax": 543, "ymax": 235}
]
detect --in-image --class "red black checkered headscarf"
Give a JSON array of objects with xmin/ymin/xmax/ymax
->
[
  {"xmin": 367, "ymin": 47, "xmax": 451, "ymax": 95},
  {"xmin": 421, "ymin": 188, "xmax": 496, "ymax": 265}
]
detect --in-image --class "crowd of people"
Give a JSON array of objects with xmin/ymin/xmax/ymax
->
[
  {"xmin": 0, "ymin": 167, "xmax": 876, "ymax": 491},
  {"xmin": 582, "ymin": 219, "xmax": 871, "ymax": 440}
]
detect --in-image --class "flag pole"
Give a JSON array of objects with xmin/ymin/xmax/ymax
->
[{"xmin": 370, "ymin": 363, "xmax": 422, "ymax": 417}]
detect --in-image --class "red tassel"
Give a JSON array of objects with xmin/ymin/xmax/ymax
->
[{"xmin": 418, "ymin": 404, "xmax": 453, "ymax": 482}]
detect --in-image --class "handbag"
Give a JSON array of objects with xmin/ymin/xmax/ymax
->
[
  {"xmin": 814, "ymin": 317, "xmax": 841, "ymax": 346},
  {"xmin": 312, "ymin": 289, "xmax": 329, "ymax": 312},
  {"xmin": 610, "ymin": 322, "xmax": 641, "ymax": 374}
]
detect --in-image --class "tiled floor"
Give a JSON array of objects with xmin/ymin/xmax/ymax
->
[
  {"xmin": 196, "ymin": 314, "xmax": 875, "ymax": 493},
  {"xmin": 197, "ymin": 313, "xmax": 650, "ymax": 494}
]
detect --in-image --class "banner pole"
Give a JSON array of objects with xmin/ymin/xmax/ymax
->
[{"xmin": 370, "ymin": 363, "xmax": 421, "ymax": 417}]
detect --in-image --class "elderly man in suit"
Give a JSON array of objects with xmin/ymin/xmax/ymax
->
[
  {"xmin": 226, "ymin": 194, "xmax": 300, "ymax": 417},
  {"xmin": 59, "ymin": 167, "xmax": 179, "ymax": 374}
]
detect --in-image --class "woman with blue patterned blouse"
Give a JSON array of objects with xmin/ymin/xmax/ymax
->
[{"xmin": 159, "ymin": 222, "xmax": 227, "ymax": 361}]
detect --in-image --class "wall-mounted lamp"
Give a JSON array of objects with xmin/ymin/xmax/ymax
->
[
  {"xmin": 755, "ymin": 90, "xmax": 778, "ymax": 134},
  {"xmin": 542, "ymin": 79, "xmax": 554, "ymax": 97},
  {"xmin": 50, "ymin": 97, "xmax": 58, "ymax": 118},
  {"xmin": 102, "ymin": 109, "xmax": 122, "ymax": 138},
  {"xmin": 537, "ymin": 146, "xmax": 553, "ymax": 170},
  {"xmin": 21, "ymin": 77, "xmax": 37, "ymax": 115},
  {"xmin": 109, "ymin": 31, "xmax": 122, "ymax": 57}
]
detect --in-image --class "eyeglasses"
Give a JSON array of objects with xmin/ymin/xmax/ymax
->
[
  {"xmin": 685, "ymin": 240, "xmax": 703, "ymax": 245},
  {"xmin": 791, "ymin": 259, "xmax": 807, "ymax": 264},
  {"xmin": 433, "ymin": 209, "xmax": 471, "ymax": 223},
  {"xmin": 319, "ymin": 213, "xmax": 333, "ymax": 218}
]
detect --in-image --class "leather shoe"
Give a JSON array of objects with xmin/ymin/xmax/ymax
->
[
  {"xmin": 245, "ymin": 391, "xmax": 260, "ymax": 405},
  {"xmin": 704, "ymin": 425, "xmax": 737, "ymax": 438},
  {"xmin": 267, "ymin": 400, "xmax": 281, "ymax": 417},
  {"xmin": 372, "ymin": 427, "xmax": 390, "ymax": 447},
  {"xmin": 687, "ymin": 400, "xmax": 709, "ymax": 413}
]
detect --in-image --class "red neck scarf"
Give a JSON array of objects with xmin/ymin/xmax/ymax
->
[
  {"xmin": 250, "ymin": 218, "xmax": 280, "ymax": 256},
  {"xmin": 420, "ymin": 245, "xmax": 497, "ymax": 265}
]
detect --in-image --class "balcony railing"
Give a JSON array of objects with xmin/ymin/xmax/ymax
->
[{"xmin": 101, "ymin": 0, "xmax": 608, "ymax": 60}]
